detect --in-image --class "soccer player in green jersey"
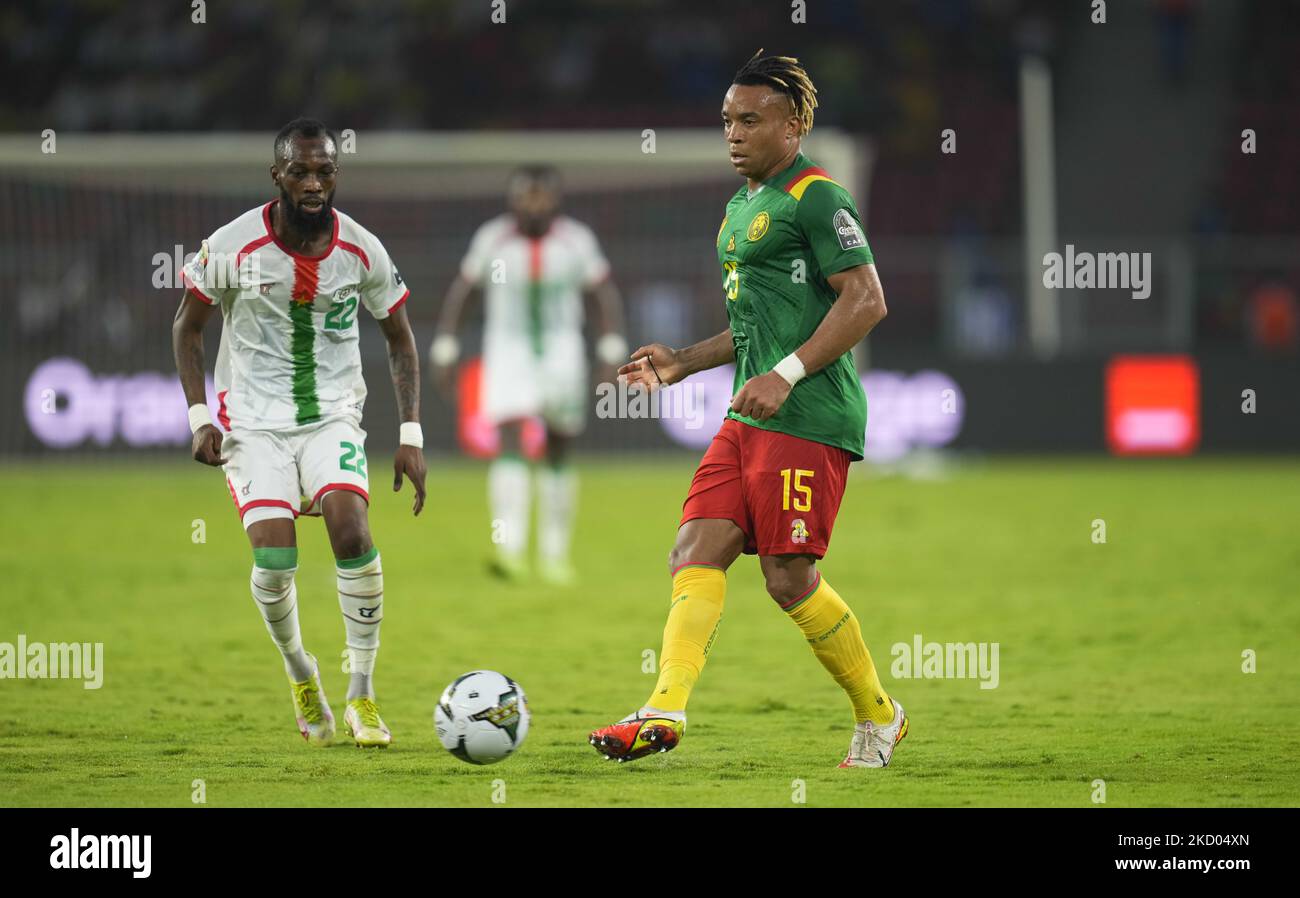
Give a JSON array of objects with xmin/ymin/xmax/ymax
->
[{"xmin": 589, "ymin": 53, "xmax": 906, "ymax": 768}]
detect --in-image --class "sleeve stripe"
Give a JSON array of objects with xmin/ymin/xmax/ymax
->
[
  {"xmin": 237, "ymin": 234, "xmax": 274, "ymax": 267},
  {"xmin": 386, "ymin": 289, "xmax": 410, "ymax": 314},
  {"xmin": 338, "ymin": 240, "xmax": 371, "ymax": 270},
  {"xmin": 787, "ymin": 173, "xmax": 835, "ymax": 201},
  {"xmin": 181, "ymin": 270, "xmax": 216, "ymax": 304}
]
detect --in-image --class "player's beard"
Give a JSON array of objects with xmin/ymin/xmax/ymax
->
[
  {"xmin": 516, "ymin": 214, "xmax": 552, "ymax": 238},
  {"xmin": 279, "ymin": 187, "xmax": 335, "ymax": 238}
]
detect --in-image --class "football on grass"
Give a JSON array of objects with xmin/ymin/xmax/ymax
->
[{"xmin": 434, "ymin": 670, "xmax": 530, "ymax": 764}]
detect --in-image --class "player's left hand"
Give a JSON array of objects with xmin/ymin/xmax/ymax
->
[
  {"xmin": 730, "ymin": 371, "xmax": 792, "ymax": 421},
  {"xmin": 393, "ymin": 445, "xmax": 427, "ymax": 516}
]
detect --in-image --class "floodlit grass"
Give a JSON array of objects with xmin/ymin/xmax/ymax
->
[{"xmin": 1, "ymin": 456, "xmax": 1296, "ymax": 807}]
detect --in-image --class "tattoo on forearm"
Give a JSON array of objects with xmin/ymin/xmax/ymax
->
[{"xmin": 388, "ymin": 340, "xmax": 420, "ymax": 422}]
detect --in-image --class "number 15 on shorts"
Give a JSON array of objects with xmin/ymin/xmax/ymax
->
[{"xmin": 781, "ymin": 468, "xmax": 814, "ymax": 512}]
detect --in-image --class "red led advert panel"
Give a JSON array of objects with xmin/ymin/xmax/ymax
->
[{"xmin": 1105, "ymin": 355, "xmax": 1200, "ymax": 456}]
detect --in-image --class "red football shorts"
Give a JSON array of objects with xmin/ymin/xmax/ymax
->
[{"xmin": 680, "ymin": 418, "xmax": 852, "ymax": 558}]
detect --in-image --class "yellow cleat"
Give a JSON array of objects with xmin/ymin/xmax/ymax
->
[
  {"xmin": 344, "ymin": 697, "xmax": 392, "ymax": 748},
  {"xmin": 290, "ymin": 655, "xmax": 335, "ymax": 746}
]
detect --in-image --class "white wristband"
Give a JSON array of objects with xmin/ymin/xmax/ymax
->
[
  {"xmin": 188, "ymin": 403, "xmax": 213, "ymax": 434},
  {"xmin": 596, "ymin": 333, "xmax": 629, "ymax": 367},
  {"xmin": 429, "ymin": 334, "xmax": 460, "ymax": 367},
  {"xmin": 773, "ymin": 352, "xmax": 806, "ymax": 387},
  {"xmin": 399, "ymin": 422, "xmax": 424, "ymax": 448}
]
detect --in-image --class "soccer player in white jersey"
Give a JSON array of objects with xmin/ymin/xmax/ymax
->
[
  {"xmin": 430, "ymin": 166, "xmax": 626, "ymax": 585},
  {"xmin": 172, "ymin": 118, "xmax": 427, "ymax": 748}
]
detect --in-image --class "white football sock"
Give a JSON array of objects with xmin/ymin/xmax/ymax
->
[
  {"xmin": 489, "ymin": 457, "xmax": 531, "ymax": 563},
  {"xmin": 537, "ymin": 464, "xmax": 577, "ymax": 565},
  {"xmin": 337, "ymin": 548, "xmax": 383, "ymax": 701},
  {"xmin": 250, "ymin": 561, "xmax": 314, "ymax": 682}
]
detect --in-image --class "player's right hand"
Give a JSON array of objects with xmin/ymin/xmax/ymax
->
[
  {"xmin": 619, "ymin": 343, "xmax": 684, "ymax": 390},
  {"xmin": 191, "ymin": 424, "xmax": 228, "ymax": 467}
]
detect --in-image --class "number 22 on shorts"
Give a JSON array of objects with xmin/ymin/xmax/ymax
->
[
  {"xmin": 780, "ymin": 467, "xmax": 814, "ymax": 512},
  {"xmin": 339, "ymin": 440, "xmax": 367, "ymax": 476}
]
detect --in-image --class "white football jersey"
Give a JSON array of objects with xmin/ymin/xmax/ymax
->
[
  {"xmin": 183, "ymin": 201, "xmax": 408, "ymax": 431},
  {"xmin": 459, "ymin": 214, "xmax": 609, "ymax": 349}
]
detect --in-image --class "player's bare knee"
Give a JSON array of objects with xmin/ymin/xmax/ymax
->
[
  {"xmin": 668, "ymin": 520, "xmax": 743, "ymax": 574},
  {"xmin": 247, "ymin": 517, "xmax": 295, "ymax": 550},
  {"xmin": 667, "ymin": 534, "xmax": 709, "ymax": 574},
  {"xmin": 761, "ymin": 556, "xmax": 817, "ymax": 606},
  {"xmin": 763, "ymin": 573, "xmax": 798, "ymax": 605},
  {"xmin": 327, "ymin": 517, "xmax": 372, "ymax": 560},
  {"xmin": 545, "ymin": 433, "xmax": 569, "ymax": 467},
  {"xmin": 331, "ymin": 524, "xmax": 372, "ymax": 561},
  {"xmin": 499, "ymin": 420, "xmax": 526, "ymax": 457},
  {"xmin": 667, "ymin": 542, "xmax": 689, "ymax": 575}
]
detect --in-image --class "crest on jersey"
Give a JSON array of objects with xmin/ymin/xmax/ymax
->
[
  {"xmin": 833, "ymin": 209, "xmax": 866, "ymax": 250},
  {"xmin": 747, "ymin": 211, "xmax": 770, "ymax": 242},
  {"xmin": 726, "ymin": 233, "xmax": 736, "ymax": 253},
  {"xmin": 791, "ymin": 518, "xmax": 809, "ymax": 544}
]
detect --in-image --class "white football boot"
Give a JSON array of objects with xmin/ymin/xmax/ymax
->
[{"xmin": 838, "ymin": 698, "xmax": 908, "ymax": 768}]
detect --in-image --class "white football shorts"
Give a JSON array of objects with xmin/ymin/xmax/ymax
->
[
  {"xmin": 481, "ymin": 333, "xmax": 588, "ymax": 436},
  {"xmin": 221, "ymin": 415, "xmax": 370, "ymax": 529}
]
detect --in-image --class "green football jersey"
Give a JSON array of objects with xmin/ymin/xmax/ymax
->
[{"xmin": 717, "ymin": 152, "xmax": 874, "ymax": 459}]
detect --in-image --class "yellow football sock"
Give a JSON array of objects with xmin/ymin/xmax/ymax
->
[
  {"xmin": 783, "ymin": 573, "xmax": 894, "ymax": 725},
  {"xmin": 646, "ymin": 564, "xmax": 726, "ymax": 713}
]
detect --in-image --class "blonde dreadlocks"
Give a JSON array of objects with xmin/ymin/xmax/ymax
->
[{"xmin": 733, "ymin": 50, "xmax": 818, "ymax": 135}]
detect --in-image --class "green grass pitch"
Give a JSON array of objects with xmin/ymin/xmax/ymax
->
[{"xmin": 0, "ymin": 456, "xmax": 1297, "ymax": 807}]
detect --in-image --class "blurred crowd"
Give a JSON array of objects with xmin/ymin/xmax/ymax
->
[
  {"xmin": 2, "ymin": 0, "xmax": 1295, "ymax": 354},
  {"xmin": 3, "ymin": 1, "xmax": 1045, "ymax": 137}
]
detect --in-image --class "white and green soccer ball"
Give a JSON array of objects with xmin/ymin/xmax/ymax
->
[{"xmin": 434, "ymin": 670, "xmax": 529, "ymax": 765}]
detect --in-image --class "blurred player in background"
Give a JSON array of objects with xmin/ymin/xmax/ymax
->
[
  {"xmin": 430, "ymin": 166, "xmax": 626, "ymax": 585},
  {"xmin": 172, "ymin": 118, "xmax": 427, "ymax": 748},
  {"xmin": 589, "ymin": 54, "xmax": 904, "ymax": 768}
]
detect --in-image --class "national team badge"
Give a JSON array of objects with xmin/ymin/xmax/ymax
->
[
  {"xmin": 791, "ymin": 518, "xmax": 809, "ymax": 544},
  {"xmin": 747, "ymin": 211, "xmax": 770, "ymax": 242}
]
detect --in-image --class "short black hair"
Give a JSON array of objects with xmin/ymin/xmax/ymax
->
[
  {"xmin": 509, "ymin": 164, "xmax": 561, "ymax": 193},
  {"xmin": 732, "ymin": 51, "xmax": 818, "ymax": 135},
  {"xmin": 273, "ymin": 118, "xmax": 338, "ymax": 163}
]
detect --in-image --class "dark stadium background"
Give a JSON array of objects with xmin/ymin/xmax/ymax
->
[
  {"xmin": 1, "ymin": 0, "xmax": 1296, "ymax": 456},
  {"xmin": 1, "ymin": 0, "xmax": 1298, "ymax": 829}
]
